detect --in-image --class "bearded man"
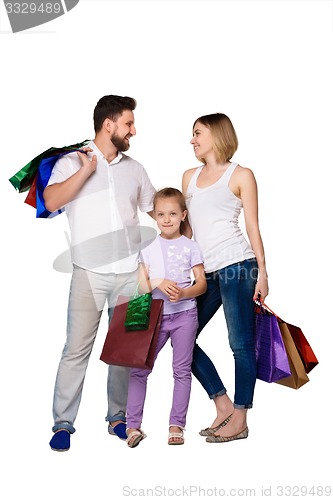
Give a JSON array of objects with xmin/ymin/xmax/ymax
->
[{"xmin": 44, "ymin": 95, "xmax": 156, "ymax": 451}]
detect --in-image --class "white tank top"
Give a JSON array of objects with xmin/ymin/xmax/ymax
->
[{"xmin": 186, "ymin": 162, "xmax": 255, "ymax": 273}]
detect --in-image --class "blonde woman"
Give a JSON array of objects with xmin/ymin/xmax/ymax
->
[{"xmin": 182, "ymin": 113, "xmax": 268, "ymax": 442}]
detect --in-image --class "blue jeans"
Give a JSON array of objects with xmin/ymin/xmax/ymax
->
[{"xmin": 192, "ymin": 258, "xmax": 258, "ymax": 409}]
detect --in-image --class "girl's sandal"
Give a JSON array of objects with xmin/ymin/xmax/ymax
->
[
  {"xmin": 126, "ymin": 429, "xmax": 146, "ymax": 448},
  {"xmin": 168, "ymin": 426, "xmax": 184, "ymax": 445}
]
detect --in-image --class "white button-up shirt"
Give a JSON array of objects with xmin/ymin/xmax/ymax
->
[{"xmin": 47, "ymin": 141, "xmax": 156, "ymax": 273}]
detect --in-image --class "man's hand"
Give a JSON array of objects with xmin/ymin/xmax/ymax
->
[{"xmin": 77, "ymin": 149, "xmax": 97, "ymax": 175}]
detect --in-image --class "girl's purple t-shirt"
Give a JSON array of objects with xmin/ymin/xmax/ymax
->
[{"xmin": 139, "ymin": 234, "xmax": 203, "ymax": 314}]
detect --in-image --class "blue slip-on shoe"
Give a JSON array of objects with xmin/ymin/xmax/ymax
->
[
  {"xmin": 108, "ymin": 422, "xmax": 127, "ymax": 440},
  {"xmin": 49, "ymin": 430, "xmax": 70, "ymax": 451}
]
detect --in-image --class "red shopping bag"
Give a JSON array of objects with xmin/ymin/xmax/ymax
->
[{"xmin": 100, "ymin": 296, "xmax": 163, "ymax": 370}]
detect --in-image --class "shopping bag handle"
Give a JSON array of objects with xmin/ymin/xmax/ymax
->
[
  {"xmin": 134, "ymin": 264, "xmax": 153, "ymax": 297},
  {"xmin": 254, "ymin": 299, "xmax": 283, "ymax": 322}
]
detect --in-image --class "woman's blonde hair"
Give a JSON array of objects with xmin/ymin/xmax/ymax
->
[{"xmin": 193, "ymin": 113, "xmax": 238, "ymax": 164}]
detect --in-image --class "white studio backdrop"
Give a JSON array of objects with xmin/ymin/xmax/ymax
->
[{"xmin": 0, "ymin": 1, "xmax": 332, "ymax": 499}]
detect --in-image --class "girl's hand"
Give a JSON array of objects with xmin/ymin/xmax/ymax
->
[
  {"xmin": 169, "ymin": 287, "xmax": 185, "ymax": 302},
  {"xmin": 253, "ymin": 275, "xmax": 269, "ymax": 303},
  {"xmin": 157, "ymin": 279, "xmax": 180, "ymax": 298}
]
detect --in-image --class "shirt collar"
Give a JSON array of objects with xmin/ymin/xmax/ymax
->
[{"xmin": 89, "ymin": 140, "xmax": 123, "ymax": 165}]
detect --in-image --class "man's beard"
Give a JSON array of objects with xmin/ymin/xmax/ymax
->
[{"xmin": 111, "ymin": 132, "xmax": 131, "ymax": 152}]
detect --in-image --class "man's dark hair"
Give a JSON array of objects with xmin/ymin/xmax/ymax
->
[{"xmin": 93, "ymin": 95, "xmax": 137, "ymax": 133}]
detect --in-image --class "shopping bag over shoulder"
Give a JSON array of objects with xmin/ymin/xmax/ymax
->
[
  {"xmin": 9, "ymin": 140, "xmax": 90, "ymax": 218},
  {"xmin": 255, "ymin": 305, "xmax": 291, "ymax": 382},
  {"xmin": 100, "ymin": 296, "xmax": 163, "ymax": 370}
]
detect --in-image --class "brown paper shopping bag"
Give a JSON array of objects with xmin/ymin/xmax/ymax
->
[{"xmin": 275, "ymin": 322, "xmax": 309, "ymax": 389}]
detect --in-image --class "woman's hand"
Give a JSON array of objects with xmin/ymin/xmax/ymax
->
[{"xmin": 253, "ymin": 275, "xmax": 269, "ymax": 303}]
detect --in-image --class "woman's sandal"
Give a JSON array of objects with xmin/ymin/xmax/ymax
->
[
  {"xmin": 126, "ymin": 429, "xmax": 146, "ymax": 448},
  {"xmin": 205, "ymin": 426, "xmax": 249, "ymax": 443},
  {"xmin": 199, "ymin": 414, "xmax": 233, "ymax": 436},
  {"xmin": 168, "ymin": 426, "xmax": 184, "ymax": 445}
]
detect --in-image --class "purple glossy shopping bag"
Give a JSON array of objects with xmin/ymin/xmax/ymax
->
[{"xmin": 255, "ymin": 306, "xmax": 291, "ymax": 382}]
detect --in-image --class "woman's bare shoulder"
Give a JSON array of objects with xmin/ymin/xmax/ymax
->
[
  {"xmin": 183, "ymin": 166, "xmax": 199, "ymax": 178},
  {"xmin": 235, "ymin": 164, "xmax": 254, "ymax": 175},
  {"xmin": 182, "ymin": 166, "xmax": 199, "ymax": 192},
  {"xmin": 234, "ymin": 164, "xmax": 256, "ymax": 182}
]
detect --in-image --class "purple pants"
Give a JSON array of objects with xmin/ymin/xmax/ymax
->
[{"xmin": 126, "ymin": 307, "xmax": 198, "ymax": 429}]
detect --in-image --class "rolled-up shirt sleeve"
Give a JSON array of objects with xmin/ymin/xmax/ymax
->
[{"xmin": 138, "ymin": 166, "xmax": 156, "ymax": 213}]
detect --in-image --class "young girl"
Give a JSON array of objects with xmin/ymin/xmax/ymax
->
[{"xmin": 125, "ymin": 187, "xmax": 207, "ymax": 447}]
